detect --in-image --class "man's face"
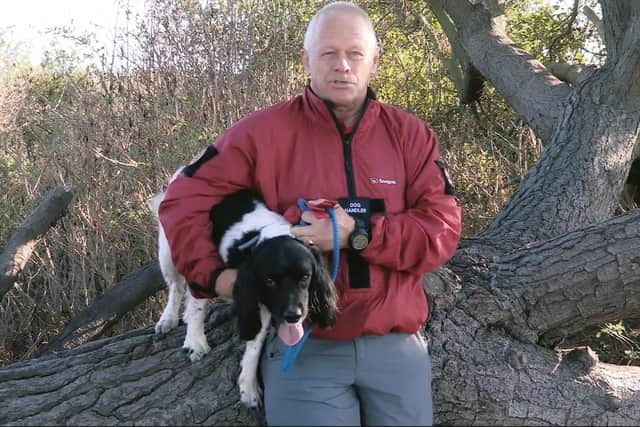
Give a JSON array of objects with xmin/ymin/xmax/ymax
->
[{"xmin": 301, "ymin": 12, "xmax": 379, "ymax": 112}]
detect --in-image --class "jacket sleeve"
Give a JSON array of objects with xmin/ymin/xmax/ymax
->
[
  {"xmin": 359, "ymin": 121, "xmax": 461, "ymax": 274},
  {"xmin": 158, "ymin": 130, "xmax": 257, "ymax": 296}
]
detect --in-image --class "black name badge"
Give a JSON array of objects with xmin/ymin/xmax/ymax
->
[{"xmin": 338, "ymin": 198, "xmax": 371, "ymax": 218}]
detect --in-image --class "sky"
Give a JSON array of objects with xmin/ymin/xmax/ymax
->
[
  {"xmin": 0, "ymin": 0, "xmax": 148, "ymax": 66},
  {"xmin": 0, "ymin": 0, "xmax": 593, "ymax": 67}
]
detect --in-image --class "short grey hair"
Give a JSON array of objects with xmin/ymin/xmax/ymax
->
[{"xmin": 303, "ymin": 1, "xmax": 379, "ymax": 51}]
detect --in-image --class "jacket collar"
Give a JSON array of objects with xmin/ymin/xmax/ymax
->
[{"xmin": 301, "ymin": 84, "xmax": 380, "ymax": 135}]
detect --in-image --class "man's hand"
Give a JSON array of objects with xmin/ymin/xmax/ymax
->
[
  {"xmin": 214, "ymin": 268, "xmax": 237, "ymax": 301},
  {"xmin": 291, "ymin": 199, "xmax": 355, "ymax": 251}
]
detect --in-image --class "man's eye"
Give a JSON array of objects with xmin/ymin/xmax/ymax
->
[{"xmin": 265, "ymin": 278, "xmax": 275, "ymax": 287}]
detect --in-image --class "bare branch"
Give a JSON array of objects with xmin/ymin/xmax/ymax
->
[
  {"xmin": 547, "ymin": 0, "xmax": 580, "ymax": 62},
  {"xmin": 0, "ymin": 186, "xmax": 74, "ymax": 300},
  {"xmin": 583, "ymin": 4, "xmax": 604, "ymax": 38},
  {"xmin": 427, "ymin": 0, "xmax": 469, "ymax": 69},
  {"xmin": 417, "ymin": 11, "xmax": 464, "ymax": 96},
  {"xmin": 38, "ymin": 259, "xmax": 166, "ymax": 354},
  {"xmin": 423, "ymin": 1, "xmax": 487, "ymax": 104}
]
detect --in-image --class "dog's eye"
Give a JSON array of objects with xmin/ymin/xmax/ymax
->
[
  {"xmin": 300, "ymin": 274, "xmax": 310, "ymax": 282},
  {"xmin": 265, "ymin": 278, "xmax": 275, "ymax": 287}
]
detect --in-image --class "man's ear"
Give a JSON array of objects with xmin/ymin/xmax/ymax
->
[
  {"xmin": 370, "ymin": 47, "xmax": 380, "ymax": 75},
  {"xmin": 300, "ymin": 48, "xmax": 311, "ymax": 75}
]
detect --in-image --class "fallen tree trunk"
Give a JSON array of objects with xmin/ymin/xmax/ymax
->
[
  {"xmin": 427, "ymin": 244, "xmax": 640, "ymax": 425},
  {"xmin": 0, "ymin": 186, "xmax": 74, "ymax": 300},
  {"xmin": 1, "ymin": 256, "xmax": 640, "ymax": 425},
  {"xmin": 38, "ymin": 259, "xmax": 166, "ymax": 355},
  {"xmin": 0, "ymin": 302, "xmax": 262, "ymax": 426}
]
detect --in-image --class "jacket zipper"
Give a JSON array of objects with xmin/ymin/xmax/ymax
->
[
  {"xmin": 325, "ymin": 98, "xmax": 371, "ymax": 196},
  {"xmin": 342, "ymin": 135, "xmax": 356, "ymax": 196},
  {"xmin": 324, "ymin": 98, "xmax": 373, "ymax": 290}
]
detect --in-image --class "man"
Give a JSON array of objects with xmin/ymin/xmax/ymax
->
[{"xmin": 159, "ymin": 2, "xmax": 461, "ymax": 425}]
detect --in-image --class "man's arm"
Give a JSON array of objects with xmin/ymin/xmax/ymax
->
[
  {"xmin": 214, "ymin": 268, "xmax": 237, "ymax": 300},
  {"xmin": 359, "ymin": 122, "xmax": 461, "ymax": 273},
  {"xmin": 158, "ymin": 134, "xmax": 257, "ymax": 297}
]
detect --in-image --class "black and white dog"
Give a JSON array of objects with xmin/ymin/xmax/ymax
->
[{"xmin": 150, "ymin": 173, "xmax": 338, "ymax": 407}]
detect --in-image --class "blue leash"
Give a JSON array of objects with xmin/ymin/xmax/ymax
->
[
  {"xmin": 280, "ymin": 199, "xmax": 340, "ymax": 372},
  {"xmin": 296, "ymin": 198, "xmax": 340, "ymax": 281}
]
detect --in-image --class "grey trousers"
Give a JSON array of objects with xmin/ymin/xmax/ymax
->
[{"xmin": 260, "ymin": 330, "xmax": 433, "ymax": 426}]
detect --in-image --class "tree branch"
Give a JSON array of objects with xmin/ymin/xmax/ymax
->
[
  {"xmin": 583, "ymin": 4, "xmax": 604, "ymax": 39},
  {"xmin": 427, "ymin": 0, "xmax": 469, "ymax": 69},
  {"xmin": 39, "ymin": 259, "xmax": 166, "ymax": 354},
  {"xmin": 437, "ymin": 0, "xmax": 572, "ymax": 142},
  {"xmin": 417, "ymin": 11, "xmax": 465, "ymax": 97},
  {"xmin": 600, "ymin": 0, "xmax": 640, "ymax": 63},
  {"xmin": 611, "ymin": 13, "xmax": 640, "ymax": 104},
  {"xmin": 424, "ymin": 1, "xmax": 468, "ymax": 96},
  {"xmin": 547, "ymin": 0, "xmax": 580, "ymax": 62},
  {"xmin": 0, "ymin": 186, "xmax": 74, "ymax": 300},
  {"xmin": 546, "ymin": 62, "xmax": 597, "ymax": 86},
  {"xmin": 488, "ymin": 209, "xmax": 640, "ymax": 346},
  {"xmin": 431, "ymin": 306, "xmax": 640, "ymax": 425}
]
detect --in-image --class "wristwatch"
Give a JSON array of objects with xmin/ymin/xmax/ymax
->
[{"xmin": 348, "ymin": 218, "xmax": 370, "ymax": 251}]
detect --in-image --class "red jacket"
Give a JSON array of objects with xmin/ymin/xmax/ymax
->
[{"xmin": 159, "ymin": 86, "xmax": 461, "ymax": 341}]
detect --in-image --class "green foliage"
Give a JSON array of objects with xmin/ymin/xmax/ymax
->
[
  {"xmin": 374, "ymin": 26, "xmax": 457, "ymax": 118},
  {"xmin": 595, "ymin": 320, "xmax": 640, "ymax": 366},
  {"xmin": 507, "ymin": 0, "xmax": 602, "ymax": 64}
]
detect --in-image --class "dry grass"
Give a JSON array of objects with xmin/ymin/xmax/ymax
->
[{"xmin": 0, "ymin": 0, "xmax": 538, "ymax": 366}]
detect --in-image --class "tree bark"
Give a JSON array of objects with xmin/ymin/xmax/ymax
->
[
  {"xmin": 0, "ymin": 186, "xmax": 74, "ymax": 300},
  {"xmin": 439, "ymin": 0, "xmax": 573, "ymax": 142},
  {"xmin": 462, "ymin": 209, "xmax": 640, "ymax": 346},
  {"xmin": 446, "ymin": 0, "xmax": 640, "ymax": 249},
  {"xmin": 479, "ymin": 71, "xmax": 640, "ymax": 247},
  {"xmin": 0, "ymin": 302, "xmax": 263, "ymax": 426},
  {"xmin": 429, "ymin": 281, "xmax": 640, "ymax": 424},
  {"xmin": 546, "ymin": 62, "xmax": 597, "ymax": 86}
]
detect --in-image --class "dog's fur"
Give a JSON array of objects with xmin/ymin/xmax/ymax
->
[{"xmin": 150, "ymin": 181, "xmax": 338, "ymax": 407}]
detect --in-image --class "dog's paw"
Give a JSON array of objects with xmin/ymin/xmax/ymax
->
[
  {"xmin": 155, "ymin": 313, "xmax": 180, "ymax": 335},
  {"xmin": 238, "ymin": 372, "xmax": 262, "ymax": 407},
  {"xmin": 182, "ymin": 336, "xmax": 211, "ymax": 362},
  {"xmin": 238, "ymin": 368, "xmax": 262, "ymax": 408}
]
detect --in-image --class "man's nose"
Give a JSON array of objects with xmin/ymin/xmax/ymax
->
[{"xmin": 334, "ymin": 55, "xmax": 351, "ymax": 72}]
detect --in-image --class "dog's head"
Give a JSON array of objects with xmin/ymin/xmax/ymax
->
[{"xmin": 232, "ymin": 236, "xmax": 338, "ymax": 342}]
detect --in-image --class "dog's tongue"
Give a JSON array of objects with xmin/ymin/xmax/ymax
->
[{"xmin": 278, "ymin": 321, "xmax": 305, "ymax": 346}]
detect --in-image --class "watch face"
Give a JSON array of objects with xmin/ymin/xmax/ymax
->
[{"xmin": 351, "ymin": 234, "xmax": 369, "ymax": 250}]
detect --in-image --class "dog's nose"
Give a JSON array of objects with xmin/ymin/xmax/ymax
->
[{"xmin": 283, "ymin": 307, "xmax": 303, "ymax": 323}]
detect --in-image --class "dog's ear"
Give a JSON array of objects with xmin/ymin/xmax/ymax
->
[
  {"xmin": 232, "ymin": 263, "xmax": 262, "ymax": 340},
  {"xmin": 307, "ymin": 245, "xmax": 338, "ymax": 329}
]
